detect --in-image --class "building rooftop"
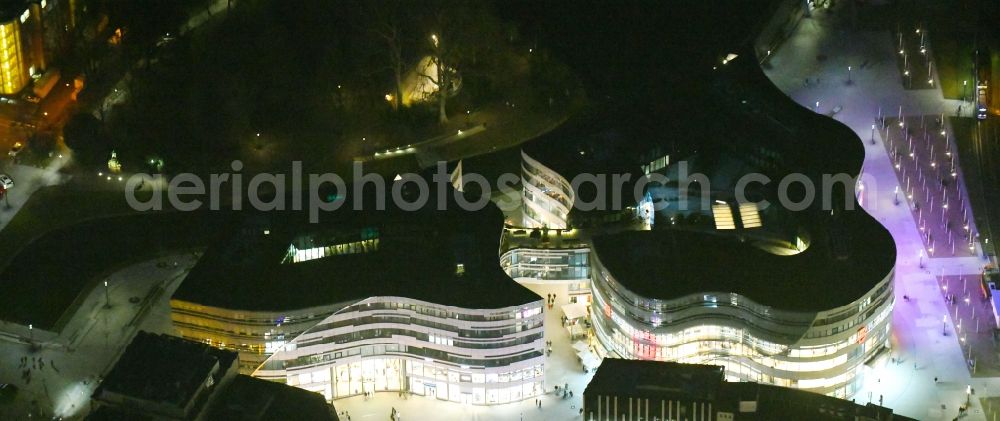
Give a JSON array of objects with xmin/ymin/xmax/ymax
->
[
  {"xmin": 172, "ymin": 188, "xmax": 540, "ymax": 312},
  {"xmin": 583, "ymin": 359, "xmax": 724, "ymax": 402},
  {"xmin": 0, "ymin": 1, "xmax": 26, "ymax": 23},
  {"xmin": 93, "ymin": 331, "xmax": 238, "ymax": 410},
  {"xmin": 202, "ymin": 375, "xmax": 337, "ymax": 421},
  {"xmin": 584, "ymin": 359, "xmax": 918, "ymax": 421},
  {"xmin": 518, "ymin": 0, "xmax": 895, "ymax": 313},
  {"xmin": 591, "ymin": 210, "xmax": 895, "ymax": 312}
]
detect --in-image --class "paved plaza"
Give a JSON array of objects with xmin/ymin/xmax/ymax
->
[
  {"xmin": 881, "ymin": 114, "xmax": 977, "ymax": 258},
  {"xmin": 764, "ymin": 2, "xmax": 993, "ymax": 420},
  {"xmin": 0, "ymin": 253, "xmax": 198, "ymax": 419}
]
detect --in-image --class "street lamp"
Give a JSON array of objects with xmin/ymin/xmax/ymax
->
[
  {"xmin": 28, "ymin": 323, "xmax": 33, "ymax": 342},
  {"xmin": 848, "ymin": 66, "xmax": 853, "ymax": 85},
  {"xmin": 942, "ymin": 315, "xmax": 947, "ymax": 336},
  {"xmin": 918, "ymin": 250, "xmax": 925, "ymax": 268},
  {"xmin": 870, "ymin": 124, "xmax": 876, "ymax": 144},
  {"xmin": 104, "ymin": 280, "xmax": 111, "ymax": 308}
]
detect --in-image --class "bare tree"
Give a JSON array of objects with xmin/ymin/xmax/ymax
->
[
  {"xmin": 368, "ymin": 3, "xmax": 406, "ymax": 111},
  {"xmin": 418, "ymin": 2, "xmax": 504, "ymax": 125}
]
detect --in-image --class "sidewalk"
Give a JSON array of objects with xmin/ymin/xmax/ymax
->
[
  {"xmin": 764, "ymin": 3, "xmax": 991, "ymax": 420},
  {"xmin": 0, "ymin": 253, "xmax": 197, "ymax": 419}
]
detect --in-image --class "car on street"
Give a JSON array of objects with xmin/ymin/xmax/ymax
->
[
  {"xmin": 0, "ymin": 174, "xmax": 13, "ymax": 189},
  {"xmin": 24, "ymin": 94, "xmax": 40, "ymax": 103},
  {"xmin": 8, "ymin": 141, "xmax": 23, "ymax": 157}
]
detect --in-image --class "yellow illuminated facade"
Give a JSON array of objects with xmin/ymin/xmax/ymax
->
[{"xmin": 0, "ymin": 18, "xmax": 27, "ymax": 95}]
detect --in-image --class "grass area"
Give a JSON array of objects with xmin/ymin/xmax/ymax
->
[
  {"xmin": 0, "ymin": 184, "xmax": 153, "ymax": 271},
  {"xmin": 931, "ymin": 30, "xmax": 975, "ymax": 100},
  {"xmin": 981, "ymin": 397, "xmax": 1000, "ymax": 421},
  {"xmin": 0, "ymin": 182, "xmax": 222, "ymax": 330},
  {"xmin": 854, "ymin": 0, "xmax": 979, "ymax": 100},
  {"xmin": 950, "ymin": 117, "xmax": 995, "ymax": 258}
]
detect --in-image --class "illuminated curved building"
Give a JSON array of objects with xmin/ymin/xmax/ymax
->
[
  {"xmin": 521, "ymin": 150, "xmax": 574, "ymax": 229},
  {"xmin": 170, "ymin": 192, "xmax": 545, "ymax": 405},
  {"xmin": 254, "ymin": 296, "xmax": 544, "ymax": 404},
  {"xmin": 588, "ymin": 227, "xmax": 894, "ymax": 399},
  {"xmin": 504, "ymin": 0, "xmax": 897, "ymax": 400}
]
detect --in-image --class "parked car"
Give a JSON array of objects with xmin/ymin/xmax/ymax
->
[
  {"xmin": 0, "ymin": 174, "xmax": 13, "ymax": 189},
  {"xmin": 8, "ymin": 141, "xmax": 23, "ymax": 157},
  {"xmin": 24, "ymin": 94, "xmax": 40, "ymax": 103}
]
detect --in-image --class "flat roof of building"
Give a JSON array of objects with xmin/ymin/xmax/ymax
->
[
  {"xmin": 584, "ymin": 359, "xmax": 918, "ymax": 421},
  {"xmin": 517, "ymin": 0, "xmax": 895, "ymax": 312},
  {"xmin": 0, "ymin": 1, "xmax": 26, "ymax": 23},
  {"xmin": 583, "ymin": 359, "xmax": 724, "ymax": 402},
  {"xmin": 592, "ymin": 213, "xmax": 895, "ymax": 312},
  {"xmin": 202, "ymin": 375, "xmax": 337, "ymax": 421},
  {"xmin": 93, "ymin": 331, "xmax": 238, "ymax": 410},
  {"xmin": 172, "ymin": 189, "xmax": 540, "ymax": 312}
]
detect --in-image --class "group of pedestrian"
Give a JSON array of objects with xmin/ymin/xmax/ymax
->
[
  {"xmin": 545, "ymin": 340, "xmax": 553, "ymax": 356},
  {"xmin": 546, "ymin": 293, "xmax": 557, "ymax": 309},
  {"xmin": 534, "ymin": 398, "xmax": 542, "ymax": 408},
  {"xmin": 338, "ymin": 410, "xmax": 351, "ymax": 421},
  {"xmin": 554, "ymin": 383, "xmax": 573, "ymax": 399},
  {"xmin": 18, "ymin": 355, "xmax": 56, "ymax": 384},
  {"xmin": 803, "ymin": 77, "xmax": 822, "ymax": 87}
]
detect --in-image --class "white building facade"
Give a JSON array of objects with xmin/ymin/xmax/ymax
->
[{"xmin": 254, "ymin": 296, "xmax": 546, "ymax": 405}]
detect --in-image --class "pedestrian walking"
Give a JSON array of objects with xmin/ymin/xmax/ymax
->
[{"xmin": 934, "ymin": 377, "xmax": 938, "ymax": 383}]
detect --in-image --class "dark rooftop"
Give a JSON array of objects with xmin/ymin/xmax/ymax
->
[
  {"xmin": 0, "ymin": 1, "xmax": 26, "ymax": 23},
  {"xmin": 516, "ymin": 0, "xmax": 895, "ymax": 312},
  {"xmin": 203, "ymin": 375, "xmax": 337, "ymax": 421},
  {"xmin": 584, "ymin": 359, "xmax": 918, "ymax": 421},
  {"xmin": 173, "ymin": 188, "xmax": 540, "ymax": 311},
  {"xmin": 94, "ymin": 331, "xmax": 238, "ymax": 409},
  {"xmin": 592, "ymin": 212, "xmax": 895, "ymax": 312},
  {"xmin": 583, "ymin": 359, "xmax": 724, "ymax": 402}
]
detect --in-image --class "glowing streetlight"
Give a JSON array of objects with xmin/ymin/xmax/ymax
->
[
  {"xmin": 430, "ymin": 34, "xmax": 439, "ymax": 47},
  {"xmin": 104, "ymin": 280, "xmax": 111, "ymax": 308}
]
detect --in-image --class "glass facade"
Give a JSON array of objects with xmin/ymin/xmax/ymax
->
[
  {"xmin": 588, "ymin": 250, "xmax": 894, "ymax": 399},
  {"xmin": 501, "ymin": 247, "xmax": 590, "ymax": 282},
  {"xmin": 521, "ymin": 151, "xmax": 574, "ymax": 229},
  {"xmin": 253, "ymin": 297, "xmax": 546, "ymax": 405},
  {"xmin": 0, "ymin": 19, "xmax": 27, "ymax": 95}
]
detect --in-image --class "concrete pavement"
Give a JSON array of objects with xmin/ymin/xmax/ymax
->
[
  {"xmin": 764, "ymin": 3, "xmax": 991, "ymax": 420},
  {"xmin": 0, "ymin": 253, "xmax": 198, "ymax": 419}
]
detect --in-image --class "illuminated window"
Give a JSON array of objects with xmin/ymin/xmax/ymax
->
[
  {"xmin": 739, "ymin": 202, "xmax": 762, "ymax": 228},
  {"xmin": 712, "ymin": 203, "xmax": 735, "ymax": 230}
]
